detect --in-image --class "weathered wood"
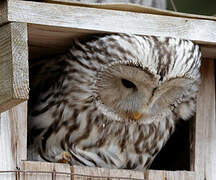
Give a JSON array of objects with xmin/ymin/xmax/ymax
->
[
  {"xmin": 144, "ymin": 170, "xmax": 196, "ymax": 180},
  {"xmin": 200, "ymin": 46, "xmax": 216, "ymax": 59},
  {"xmin": 46, "ymin": 0, "xmax": 167, "ymax": 10},
  {"xmin": 72, "ymin": 165, "xmax": 144, "ymax": 180},
  {"xmin": 43, "ymin": 0, "xmax": 166, "ymax": 9},
  {"xmin": 28, "ymin": 24, "xmax": 99, "ymax": 59},
  {"xmin": 0, "ymin": 22, "xmax": 29, "ymax": 113},
  {"xmin": 72, "ymin": 166, "xmax": 195, "ymax": 180},
  {"xmin": 194, "ymin": 60, "xmax": 216, "ymax": 180},
  {"xmin": 21, "ymin": 161, "xmax": 71, "ymax": 180},
  {"xmin": 20, "ymin": 162, "xmax": 197, "ymax": 180},
  {"xmin": 0, "ymin": 102, "xmax": 27, "ymax": 180},
  {"xmin": 28, "ymin": 23, "xmax": 216, "ymax": 60},
  {"xmin": 31, "ymin": 0, "xmax": 216, "ymax": 21},
  {"xmin": 1, "ymin": 0, "xmax": 215, "ymax": 58}
]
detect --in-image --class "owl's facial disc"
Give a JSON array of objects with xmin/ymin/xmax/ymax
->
[{"xmin": 95, "ymin": 64, "xmax": 159, "ymax": 123}]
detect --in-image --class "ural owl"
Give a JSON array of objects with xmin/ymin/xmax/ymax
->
[{"xmin": 28, "ymin": 34, "xmax": 201, "ymax": 170}]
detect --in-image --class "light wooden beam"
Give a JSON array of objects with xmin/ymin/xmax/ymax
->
[
  {"xmin": 72, "ymin": 165, "xmax": 196, "ymax": 180},
  {"xmin": 0, "ymin": 102, "xmax": 27, "ymax": 180},
  {"xmin": 21, "ymin": 161, "xmax": 71, "ymax": 180},
  {"xmin": 0, "ymin": 0, "xmax": 215, "ymax": 58},
  {"xmin": 0, "ymin": 22, "xmax": 29, "ymax": 113},
  {"xmin": 20, "ymin": 162, "xmax": 196, "ymax": 180},
  {"xmin": 195, "ymin": 60, "xmax": 216, "ymax": 180},
  {"xmin": 144, "ymin": 170, "xmax": 195, "ymax": 180}
]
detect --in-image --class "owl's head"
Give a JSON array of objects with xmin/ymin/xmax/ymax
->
[{"xmin": 93, "ymin": 34, "xmax": 201, "ymax": 124}]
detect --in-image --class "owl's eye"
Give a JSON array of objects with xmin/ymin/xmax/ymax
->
[{"xmin": 121, "ymin": 79, "xmax": 136, "ymax": 89}]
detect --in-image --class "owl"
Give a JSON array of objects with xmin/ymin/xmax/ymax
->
[{"xmin": 28, "ymin": 34, "xmax": 201, "ymax": 170}]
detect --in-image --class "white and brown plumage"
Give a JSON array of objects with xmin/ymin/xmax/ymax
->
[{"xmin": 28, "ymin": 34, "xmax": 201, "ymax": 170}]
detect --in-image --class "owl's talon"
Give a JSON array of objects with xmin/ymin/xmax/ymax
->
[{"xmin": 58, "ymin": 151, "xmax": 72, "ymax": 164}]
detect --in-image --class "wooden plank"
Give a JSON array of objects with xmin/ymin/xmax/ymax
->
[
  {"xmin": 21, "ymin": 161, "xmax": 71, "ymax": 180},
  {"xmin": 200, "ymin": 46, "xmax": 216, "ymax": 59},
  {"xmin": 20, "ymin": 162, "xmax": 196, "ymax": 180},
  {"xmin": 0, "ymin": 22, "xmax": 29, "ymax": 113},
  {"xmin": 0, "ymin": 102, "xmax": 27, "ymax": 180},
  {"xmin": 72, "ymin": 165, "xmax": 144, "ymax": 180},
  {"xmin": 27, "ymin": 23, "xmax": 215, "ymax": 60},
  {"xmin": 28, "ymin": 24, "xmax": 100, "ymax": 59},
  {"xmin": 194, "ymin": 60, "xmax": 216, "ymax": 180},
  {"xmin": 71, "ymin": 166, "xmax": 195, "ymax": 180},
  {"xmin": 7, "ymin": 0, "xmax": 216, "ymax": 44},
  {"xmin": 2, "ymin": 0, "xmax": 216, "ymax": 58},
  {"xmin": 45, "ymin": 0, "xmax": 216, "ymax": 21},
  {"xmin": 144, "ymin": 170, "xmax": 196, "ymax": 180}
]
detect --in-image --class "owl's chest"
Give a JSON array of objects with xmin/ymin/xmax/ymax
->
[{"xmin": 72, "ymin": 118, "xmax": 174, "ymax": 169}]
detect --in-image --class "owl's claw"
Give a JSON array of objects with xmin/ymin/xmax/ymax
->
[{"xmin": 57, "ymin": 151, "xmax": 72, "ymax": 164}]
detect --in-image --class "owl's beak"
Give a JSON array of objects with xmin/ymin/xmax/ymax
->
[
  {"xmin": 126, "ymin": 112, "xmax": 143, "ymax": 120},
  {"xmin": 132, "ymin": 112, "xmax": 142, "ymax": 120}
]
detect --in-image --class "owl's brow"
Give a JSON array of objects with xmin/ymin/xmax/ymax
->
[{"xmin": 130, "ymin": 64, "xmax": 155, "ymax": 80}]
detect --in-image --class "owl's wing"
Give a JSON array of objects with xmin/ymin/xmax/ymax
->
[{"xmin": 28, "ymin": 55, "xmax": 67, "ymax": 144}]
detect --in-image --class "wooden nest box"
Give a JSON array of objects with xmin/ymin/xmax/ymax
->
[{"xmin": 0, "ymin": 0, "xmax": 215, "ymax": 179}]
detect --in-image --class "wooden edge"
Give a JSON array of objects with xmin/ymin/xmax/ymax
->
[
  {"xmin": 195, "ymin": 59, "xmax": 216, "ymax": 180},
  {"xmin": 71, "ymin": 165, "xmax": 145, "ymax": 179},
  {"xmin": 72, "ymin": 165, "xmax": 195, "ymax": 179},
  {"xmin": 5, "ymin": 1, "xmax": 216, "ymax": 46},
  {"xmin": 0, "ymin": 22, "xmax": 29, "ymax": 113},
  {"xmin": 10, "ymin": 23, "xmax": 29, "ymax": 99},
  {"xmin": 22, "ymin": 0, "xmax": 216, "ymax": 21},
  {"xmin": 1, "ymin": 1, "xmax": 215, "ymax": 58},
  {"xmin": 145, "ymin": 170, "xmax": 196, "ymax": 180},
  {"xmin": 27, "ymin": 23, "xmax": 216, "ymax": 60},
  {"xmin": 9, "ymin": 102, "xmax": 28, "ymax": 168},
  {"xmin": 21, "ymin": 161, "xmax": 71, "ymax": 180},
  {"xmin": 200, "ymin": 45, "xmax": 216, "ymax": 59},
  {"xmin": 20, "ymin": 161, "xmax": 196, "ymax": 180},
  {"xmin": 0, "ymin": 102, "xmax": 27, "ymax": 180}
]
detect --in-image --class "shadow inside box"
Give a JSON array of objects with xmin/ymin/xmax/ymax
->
[{"xmin": 150, "ymin": 119, "xmax": 190, "ymax": 171}]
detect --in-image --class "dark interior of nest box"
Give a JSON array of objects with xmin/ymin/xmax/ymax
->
[{"xmin": 27, "ymin": 24, "xmax": 193, "ymax": 171}]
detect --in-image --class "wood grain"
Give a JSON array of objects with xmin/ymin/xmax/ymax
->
[
  {"xmin": 0, "ymin": 102, "xmax": 27, "ymax": 180},
  {"xmin": 144, "ymin": 170, "xmax": 195, "ymax": 180},
  {"xmin": 71, "ymin": 166, "xmax": 195, "ymax": 180},
  {"xmin": 27, "ymin": 23, "xmax": 216, "ymax": 60},
  {"xmin": 194, "ymin": 59, "xmax": 216, "ymax": 180},
  {"xmin": 45, "ymin": 0, "xmax": 216, "ymax": 21},
  {"xmin": 21, "ymin": 161, "xmax": 71, "ymax": 180},
  {"xmin": 72, "ymin": 165, "xmax": 144, "ymax": 180},
  {"xmin": 20, "ymin": 164, "xmax": 195, "ymax": 180},
  {"xmin": 0, "ymin": 22, "xmax": 29, "ymax": 112},
  {"xmin": 1, "ymin": 0, "xmax": 216, "ymax": 58}
]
